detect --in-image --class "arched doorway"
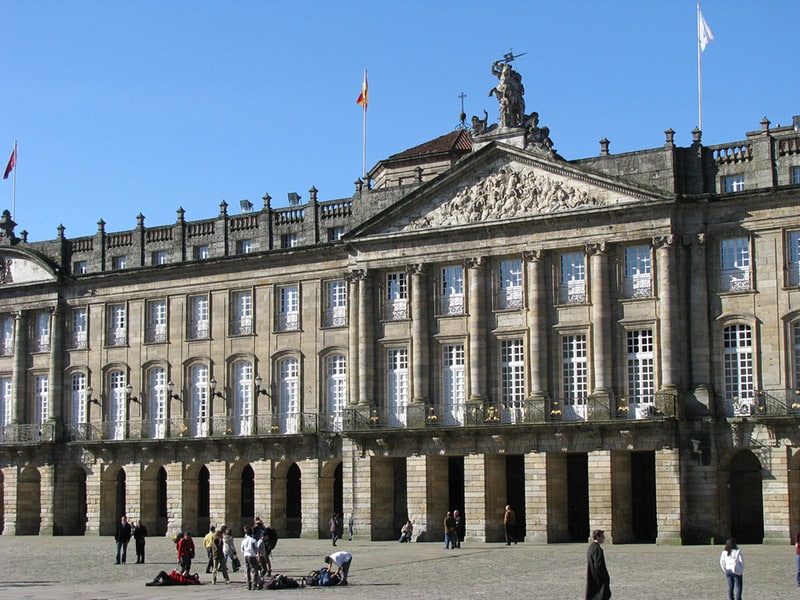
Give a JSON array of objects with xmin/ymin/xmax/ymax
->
[
  {"xmin": 182, "ymin": 463, "xmax": 210, "ymax": 534},
  {"xmin": 198, "ymin": 466, "xmax": 210, "ymax": 534},
  {"xmin": 142, "ymin": 465, "xmax": 168, "ymax": 536},
  {"xmin": 100, "ymin": 465, "xmax": 125, "ymax": 535},
  {"xmin": 241, "ymin": 465, "xmax": 255, "ymax": 527},
  {"xmin": 61, "ymin": 465, "xmax": 87, "ymax": 535},
  {"xmin": 728, "ymin": 450, "xmax": 764, "ymax": 544},
  {"xmin": 285, "ymin": 463, "xmax": 301, "ymax": 538},
  {"xmin": 319, "ymin": 460, "xmax": 343, "ymax": 539},
  {"xmin": 17, "ymin": 466, "xmax": 41, "ymax": 535},
  {"xmin": 0, "ymin": 469, "xmax": 4, "ymax": 534}
]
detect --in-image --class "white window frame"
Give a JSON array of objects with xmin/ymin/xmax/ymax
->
[
  {"xmin": 624, "ymin": 246, "xmax": 652, "ymax": 299},
  {"xmin": 326, "ymin": 354, "xmax": 347, "ymax": 432},
  {"xmin": 190, "ymin": 364, "xmax": 210, "ymax": 437},
  {"xmin": 73, "ymin": 260, "xmax": 88, "ymax": 274},
  {"xmin": 788, "ymin": 231, "xmax": 800, "ymax": 287},
  {"xmin": 793, "ymin": 321, "xmax": 800, "ymax": 392},
  {"xmin": 279, "ymin": 357, "xmax": 300, "ymax": 434},
  {"xmin": 146, "ymin": 300, "xmax": 167, "ymax": 343},
  {"xmin": 723, "ymin": 324, "xmax": 754, "ymax": 416},
  {"xmin": 440, "ymin": 266, "xmax": 465, "ymax": 315},
  {"xmin": 324, "ymin": 280, "xmax": 347, "ymax": 327},
  {"xmin": 109, "ymin": 370, "xmax": 126, "ymax": 440},
  {"xmin": 71, "ymin": 372, "xmax": 87, "ymax": 426},
  {"xmin": 233, "ymin": 361, "xmax": 254, "ymax": 435},
  {"xmin": 34, "ymin": 311, "xmax": 51, "ymax": 352},
  {"xmin": 0, "ymin": 377, "xmax": 11, "ymax": 439},
  {"xmin": 70, "ymin": 307, "xmax": 88, "ymax": 349},
  {"xmin": 151, "ymin": 250, "xmax": 168, "ymax": 265},
  {"xmin": 387, "ymin": 347, "xmax": 409, "ymax": 427},
  {"xmin": 626, "ymin": 329, "xmax": 655, "ymax": 419},
  {"xmin": 1, "ymin": 314, "xmax": 14, "ymax": 356},
  {"xmin": 148, "ymin": 367, "xmax": 167, "ymax": 439},
  {"xmin": 231, "ymin": 290, "xmax": 253, "ymax": 335},
  {"xmin": 500, "ymin": 339, "xmax": 525, "ymax": 423},
  {"xmin": 194, "ymin": 245, "xmax": 209, "ymax": 260},
  {"xmin": 238, "ymin": 239, "xmax": 253, "ymax": 254},
  {"xmin": 386, "ymin": 272, "xmax": 408, "ymax": 320},
  {"xmin": 107, "ymin": 304, "xmax": 127, "ymax": 346},
  {"xmin": 442, "ymin": 344, "xmax": 465, "ymax": 425},
  {"xmin": 559, "ymin": 252, "xmax": 586, "ymax": 304},
  {"xmin": 188, "ymin": 295, "xmax": 210, "ymax": 339},
  {"xmin": 720, "ymin": 237, "xmax": 751, "ymax": 292},
  {"xmin": 722, "ymin": 174, "xmax": 746, "ymax": 193},
  {"xmin": 328, "ymin": 226, "xmax": 344, "ymax": 241},
  {"xmin": 562, "ymin": 334, "xmax": 588, "ymax": 420},
  {"xmin": 498, "ymin": 259, "xmax": 523, "ymax": 310},
  {"xmin": 281, "ymin": 233, "xmax": 298, "ymax": 248},
  {"xmin": 278, "ymin": 286, "xmax": 299, "ymax": 331}
]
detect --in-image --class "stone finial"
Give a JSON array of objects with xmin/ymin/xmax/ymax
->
[
  {"xmin": 599, "ymin": 138, "xmax": 610, "ymax": 156},
  {"xmin": 20, "ymin": 230, "xmax": 27, "ymax": 243},
  {"xmin": 97, "ymin": 219, "xmax": 105, "ymax": 233},
  {"xmin": 309, "ymin": 186, "xmax": 318, "ymax": 203},
  {"xmin": 176, "ymin": 207, "xmax": 185, "ymax": 222},
  {"xmin": 415, "ymin": 166, "xmax": 423, "ymax": 183},
  {"xmin": 219, "ymin": 200, "xmax": 228, "ymax": 216},
  {"xmin": 57, "ymin": 224, "xmax": 65, "ymax": 238},
  {"xmin": 136, "ymin": 213, "xmax": 145, "ymax": 228},
  {"xmin": 262, "ymin": 193, "xmax": 271, "ymax": 210},
  {"xmin": 760, "ymin": 116, "xmax": 770, "ymax": 132},
  {"xmin": 354, "ymin": 179, "xmax": 363, "ymax": 194},
  {"xmin": 691, "ymin": 127, "xmax": 702, "ymax": 144},
  {"xmin": 664, "ymin": 128, "xmax": 675, "ymax": 148}
]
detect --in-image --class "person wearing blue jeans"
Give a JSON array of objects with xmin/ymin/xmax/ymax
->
[
  {"xmin": 795, "ymin": 531, "xmax": 800, "ymax": 586},
  {"xmin": 114, "ymin": 515, "xmax": 132, "ymax": 564},
  {"xmin": 719, "ymin": 538, "xmax": 744, "ymax": 600}
]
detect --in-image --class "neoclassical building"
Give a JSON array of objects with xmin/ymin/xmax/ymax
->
[{"xmin": 1, "ymin": 64, "xmax": 800, "ymax": 545}]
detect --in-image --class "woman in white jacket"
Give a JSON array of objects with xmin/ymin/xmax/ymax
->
[{"xmin": 719, "ymin": 538, "xmax": 744, "ymax": 600}]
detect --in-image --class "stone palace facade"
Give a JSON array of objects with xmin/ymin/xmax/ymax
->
[{"xmin": 1, "ymin": 64, "xmax": 800, "ymax": 544}]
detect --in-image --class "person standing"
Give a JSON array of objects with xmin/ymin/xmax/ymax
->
[
  {"xmin": 133, "ymin": 519, "xmax": 148, "ymax": 564},
  {"xmin": 453, "ymin": 510, "xmax": 463, "ymax": 548},
  {"xmin": 240, "ymin": 525, "xmax": 261, "ymax": 590},
  {"xmin": 720, "ymin": 537, "xmax": 744, "ymax": 600},
  {"xmin": 177, "ymin": 530, "xmax": 195, "ymax": 576},
  {"xmin": 443, "ymin": 511, "xmax": 456, "ymax": 549},
  {"xmin": 257, "ymin": 530, "xmax": 273, "ymax": 578},
  {"xmin": 211, "ymin": 529, "xmax": 230, "ymax": 584},
  {"xmin": 329, "ymin": 513, "xmax": 341, "ymax": 546},
  {"xmin": 324, "ymin": 550, "xmax": 353, "ymax": 585},
  {"xmin": 114, "ymin": 515, "xmax": 132, "ymax": 564},
  {"xmin": 202, "ymin": 525, "xmax": 216, "ymax": 573},
  {"xmin": 586, "ymin": 529, "xmax": 611, "ymax": 600},
  {"xmin": 795, "ymin": 531, "xmax": 800, "ymax": 587},
  {"xmin": 348, "ymin": 512, "xmax": 354, "ymax": 541},
  {"xmin": 503, "ymin": 505, "xmax": 517, "ymax": 545}
]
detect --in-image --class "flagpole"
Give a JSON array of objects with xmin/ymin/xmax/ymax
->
[
  {"xmin": 362, "ymin": 70, "xmax": 367, "ymax": 181},
  {"xmin": 11, "ymin": 141, "xmax": 16, "ymax": 221},
  {"xmin": 697, "ymin": 3, "xmax": 703, "ymax": 131}
]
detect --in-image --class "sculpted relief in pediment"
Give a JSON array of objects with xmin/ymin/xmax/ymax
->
[{"xmin": 404, "ymin": 166, "xmax": 606, "ymax": 230}]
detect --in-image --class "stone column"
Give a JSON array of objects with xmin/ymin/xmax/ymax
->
[
  {"xmin": 299, "ymin": 458, "xmax": 319, "ymax": 539},
  {"xmin": 409, "ymin": 264, "xmax": 429, "ymax": 404},
  {"xmin": 686, "ymin": 233, "xmax": 711, "ymax": 410},
  {"xmin": 463, "ymin": 453, "xmax": 489, "ymax": 542},
  {"xmin": 206, "ymin": 461, "xmax": 227, "ymax": 526},
  {"xmin": 164, "ymin": 462, "xmax": 184, "ymax": 534},
  {"xmin": 466, "ymin": 258, "xmax": 487, "ymax": 402},
  {"xmin": 587, "ymin": 450, "xmax": 614, "ymax": 543},
  {"xmin": 655, "ymin": 448, "xmax": 682, "ymax": 544},
  {"xmin": 47, "ymin": 305, "xmax": 64, "ymax": 435},
  {"xmin": 2, "ymin": 465, "xmax": 17, "ymax": 535},
  {"xmin": 587, "ymin": 243, "xmax": 611, "ymax": 399},
  {"xmin": 356, "ymin": 270, "xmax": 374, "ymax": 407},
  {"xmin": 346, "ymin": 272, "xmax": 360, "ymax": 406},
  {"xmin": 85, "ymin": 463, "xmax": 101, "ymax": 535},
  {"xmin": 11, "ymin": 311, "xmax": 26, "ymax": 424},
  {"xmin": 763, "ymin": 447, "xmax": 790, "ymax": 543},
  {"xmin": 406, "ymin": 455, "xmax": 429, "ymax": 540},
  {"xmin": 654, "ymin": 235, "xmax": 677, "ymax": 391},
  {"xmin": 524, "ymin": 250, "xmax": 547, "ymax": 399},
  {"xmin": 252, "ymin": 460, "xmax": 272, "ymax": 523},
  {"xmin": 524, "ymin": 452, "xmax": 548, "ymax": 543}
]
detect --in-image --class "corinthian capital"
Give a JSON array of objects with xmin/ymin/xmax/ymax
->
[{"xmin": 585, "ymin": 242, "xmax": 607, "ymax": 256}]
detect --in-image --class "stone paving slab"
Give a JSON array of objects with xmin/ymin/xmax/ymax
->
[{"xmin": 0, "ymin": 536, "xmax": 797, "ymax": 599}]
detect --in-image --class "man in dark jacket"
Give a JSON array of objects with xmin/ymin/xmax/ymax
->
[
  {"xmin": 114, "ymin": 515, "xmax": 132, "ymax": 564},
  {"xmin": 586, "ymin": 529, "xmax": 611, "ymax": 600}
]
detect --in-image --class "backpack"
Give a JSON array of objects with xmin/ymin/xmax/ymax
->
[{"xmin": 265, "ymin": 527, "xmax": 279, "ymax": 550}]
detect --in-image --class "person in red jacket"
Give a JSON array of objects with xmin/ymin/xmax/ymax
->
[
  {"xmin": 145, "ymin": 570, "xmax": 201, "ymax": 586},
  {"xmin": 177, "ymin": 531, "xmax": 196, "ymax": 575}
]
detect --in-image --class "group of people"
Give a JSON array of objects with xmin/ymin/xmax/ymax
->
[
  {"xmin": 443, "ymin": 510, "xmax": 464, "ymax": 549},
  {"xmin": 114, "ymin": 515, "xmax": 147, "ymax": 565},
  {"xmin": 239, "ymin": 518, "xmax": 279, "ymax": 590}
]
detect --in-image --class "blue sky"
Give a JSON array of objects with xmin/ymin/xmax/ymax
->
[{"xmin": 1, "ymin": 0, "xmax": 797, "ymax": 241}]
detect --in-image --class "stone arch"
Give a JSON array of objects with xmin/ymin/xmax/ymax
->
[
  {"xmin": 100, "ymin": 464, "xmax": 126, "ymax": 535},
  {"xmin": 271, "ymin": 461, "xmax": 301, "ymax": 538},
  {"xmin": 318, "ymin": 459, "xmax": 343, "ymax": 538},
  {"xmin": 226, "ymin": 461, "xmax": 254, "ymax": 533},
  {"xmin": 59, "ymin": 464, "xmax": 87, "ymax": 535},
  {"xmin": 183, "ymin": 462, "xmax": 210, "ymax": 534},
  {"xmin": 142, "ymin": 464, "xmax": 168, "ymax": 536},
  {"xmin": 721, "ymin": 449, "xmax": 764, "ymax": 544},
  {"xmin": 17, "ymin": 466, "xmax": 41, "ymax": 535}
]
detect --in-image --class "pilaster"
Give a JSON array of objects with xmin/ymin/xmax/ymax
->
[
  {"xmin": 409, "ymin": 264, "xmax": 429, "ymax": 404},
  {"xmin": 206, "ymin": 461, "xmax": 226, "ymax": 527},
  {"xmin": 466, "ymin": 257, "xmax": 487, "ymax": 402},
  {"xmin": 524, "ymin": 452, "xmax": 548, "ymax": 543},
  {"xmin": 1, "ymin": 465, "xmax": 17, "ymax": 535},
  {"xmin": 406, "ymin": 455, "xmax": 429, "ymax": 540},
  {"xmin": 655, "ymin": 448, "xmax": 682, "ymax": 544},
  {"xmin": 299, "ymin": 458, "xmax": 319, "ymax": 538},
  {"xmin": 588, "ymin": 450, "xmax": 613, "ymax": 543},
  {"xmin": 164, "ymin": 461, "xmax": 184, "ymax": 534},
  {"xmin": 252, "ymin": 460, "xmax": 272, "ymax": 524},
  {"xmin": 463, "ymin": 453, "xmax": 488, "ymax": 542}
]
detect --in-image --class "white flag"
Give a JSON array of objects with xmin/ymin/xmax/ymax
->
[{"xmin": 698, "ymin": 6, "xmax": 714, "ymax": 52}]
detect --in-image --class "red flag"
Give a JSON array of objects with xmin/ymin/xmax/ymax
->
[
  {"xmin": 356, "ymin": 71, "xmax": 368, "ymax": 110},
  {"xmin": 3, "ymin": 147, "xmax": 15, "ymax": 180}
]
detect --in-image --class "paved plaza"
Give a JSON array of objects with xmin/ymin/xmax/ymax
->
[{"xmin": 0, "ymin": 535, "xmax": 797, "ymax": 599}]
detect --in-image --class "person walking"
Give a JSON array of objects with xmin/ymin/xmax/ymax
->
[
  {"xmin": 329, "ymin": 513, "xmax": 341, "ymax": 546},
  {"xmin": 720, "ymin": 537, "xmax": 744, "ymax": 600},
  {"xmin": 453, "ymin": 510, "xmax": 463, "ymax": 548},
  {"xmin": 133, "ymin": 519, "xmax": 148, "ymax": 564},
  {"xmin": 586, "ymin": 529, "xmax": 611, "ymax": 600},
  {"xmin": 503, "ymin": 505, "xmax": 517, "ymax": 545},
  {"xmin": 240, "ymin": 525, "xmax": 261, "ymax": 590},
  {"xmin": 324, "ymin": 550, "xmax": 353, "ymax": 585},
  {"xmin": 795, "ymin": 531, "xmax": 800, "ymax": 587},
  {"xmin": 176, "ymin": 530, "xmax": 195, "ymax": 576},
  {"xmin": 211, "ymin": 529, "xmax": 230, "ymax": 584},
  {"xmin": 443, "ymin": 511, "xmax": 457, "ymax": 549},
  {"xmin": 114, "ymin": 515, "xmax": 132, "ymax": 564},
  {"xmin": 348, "ymin": 512, "xmax": 354, "ymax": 541},
  {"xmin": 202, "ymin": 525, "xmax": 216, "ymax": 573},
  {"xmin": 222, "ymin": 525, "xmax": 240, "ymax": 572}
]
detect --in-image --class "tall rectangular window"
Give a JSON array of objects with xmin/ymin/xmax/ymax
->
[
  {"xmin": 148, "ymin": 368, "xmax": 167, "ymax": 439},
  {"xmin": 720, "ymin": 237, "xmax": 751, "ymax": 292},
  {"xmin": 278, "ymin": 286, "xmax": 299, "ymax": 331},
  {"xmin": 722, "ymin": 175, "xmax": 745, "ymax": 193},
  {"xmin": 107, "ymin": 304, "xmax": 127, "ymax": 346},
  {"xmin": 442, "ymin": 344, "xmax": 465, "ymax": 425},
  {"xmin": 193, "ymin": 245, "xmax": 209, "ymax": 260},
  {"xmin": 34, "ymin": 375, "xmax": 49, "ymax": 428},
  {"xmin": 326, "ymin": 354, "xmax": 347, "ymax": 432},
  {"xmin": 188, "ymin": 295, "xmax": 210, "ymax": 339},
  {"xmin": 386, "ymin": 272, "xmax": 408, "ymax": 320},
  {"xmin": 145, "ymin": 300, "xmax": 167, "ymax": 343},
  {"xmin": 234, "ymin": 361, "xmax": 254, "ymax": 435},
  {"xmin": 0, "ymin": 377, "xmax": 11, "ymax": 439},
  {"xmin": 626, "ymin": 329, "xmax": 655, "ymax": 418},
  {"xmin": 500, "ymin": 339, "xmax": 525, "ymax": 422},
  {"xmin": 71, "ymin": 372, "xmax": 87, "ymax": 426},
  {"xmin": 32, "ymin": 311, "xmax": 51, "ymax": 352},
  {"xmin": 324, "ymin": 280, "xmax": 347, "ymax": 327},
  {"xmin": 190, "ymin": 364, "xmax": 210, "ymax": 437},
  {"xmin": 230, "ymin": 290, "xmax": 253, "ymax": 335},
  {"xmin": 387, "ymin": 348, "xmax": 409, "ymax": 427},
  {"xmin": 562, "ymin": 334, "xmax": 588, "ymax": 419},
  {"xmin": 724, "ymin": 324, "xmax": 754, "ymax": 415},
  {"xmin": 624, "ymin": 246, "xmax": 652, "ymax": 298},
  {"xmin": 440, "ymin": 266, "xmax": 465, "ymax": 315},
  {"xmin": 498, "ymin": 259, "xmax": 523, "ymax": 309},
  {"xmin": 793, "ymin": 321, "xmax": 800, "ymax": 391},
  {"xmin": 279, "ymin": 358, "xmax": 299, "ymax": 434},
  {"xmin": 560, "ymin": 252, "xmax": 586, "ymax": 304},
  {"xmin": 69, "ymin": 307, "xmax": 88, "ymax": 349},
  {"xmin": 788, "ymin": 231, "xmax": 800, "ymax": 286},
  {"xmin": 792, "ymin": 166, "xmax": 800, "ymax": 185},
  {"xmin": 1, "ymin": 314, "xmax": 14, "ymax": 356},
  {"xmin": 109, "ymin": 370, "xmax": 126, "ymax": 440}
]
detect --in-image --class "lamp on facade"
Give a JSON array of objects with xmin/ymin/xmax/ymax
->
[
  {"xmin": 210, "ymin": 377, "xmax": 225, "ymax": 400},
  {"xmin": 255, "ymin": 375, "xmax": 270, "ymax": 396},
  {"xmin": 86, "ymin": 386, "xmax": 101, "ymax": 407},
  {"xmin": 125, "ymin": 384, "xmax": 140, "ymax": 404},
  {"xmin": 166, "ymin": 381, "xmax": 181, "ymax": 402}
]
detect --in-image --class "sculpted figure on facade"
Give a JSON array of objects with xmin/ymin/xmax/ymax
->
[
  {"xmin": 525, "ymin": 112, "xmax": 554, "ymax": 152},
  {"xmin": 488, "ymin": 61, "xmax": 525, "ymax": 128},
  {"xmin": 405, "ymin": 167, "xmax": 603, "ymax": 230}
]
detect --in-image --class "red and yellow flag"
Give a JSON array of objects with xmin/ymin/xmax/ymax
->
[{"xmin": 356, "ymin": 71, "xmax": 368, "ymax": 110}]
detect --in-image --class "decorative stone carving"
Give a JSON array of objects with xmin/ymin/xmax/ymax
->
[
  {"xmin": 405, "ymin": 167, "xmax": 603, "ymax": 230},
  {"xmin": 488, "ymin": 61, "xmax": 525, "ymax": 128}
]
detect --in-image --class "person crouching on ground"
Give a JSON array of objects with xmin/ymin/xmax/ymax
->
[{"xmin": 324, "ymin": 550, "xmax": 353, "ymax": 585}]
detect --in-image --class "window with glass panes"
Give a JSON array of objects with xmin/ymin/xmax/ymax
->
[
  {"xmin": 562, "ymin": 334, "xmax": 588, "ymax": 402},
  {"xmin": 188, "ymin": 296, "xmax": 209, "ymax": 339},
  {"xmin": 148, "ymin": 367, "xmax": 167, "ymax": 439},
  {"xmin": 387, "ymin": 348, "xmax": 409, "ymax": 427},
  {"xmin": 71, "ymin": 372, "xmax": 87, "ymax": 426},
  {"xmin": 107, "ymin": 304, "xmax": 127, "ymax": 346},
  {"xmin": 34, "ymin": 375, "xmax": 49, "ymax": 428},
  {"xmin": 788, "ymin": 231, "xmax": 800, "ymax": 286},
  {"xmin": 720, "ymin": 237, "xmax": 750, "ymax": 291},
  {"xmin": 326, "ymin": 354, "xmax": 347, "ymax": 431},
  {"xmin": 109, "ymin": 370, "xmax": 126, "ymax": 440},
  {"xmin": 501, "ymin": 339, "xmax": 525, "ymax": 406},
  {"xmin": 442, "ymin": 344, "xmax": 465, "ymax": 425},
  {"xmin": 0, "ymin": 377, "xmax": 11, "ymax": 436},
  {"xmin": 441, "ymin": 266, "xmax": 465, "ymax": 315},
  {"xmin": 626, "ymin": 330, "xmax": 654, "ymax": 405},
  {"xmin": 498, "ymin": 259, "xmax": 523, "ymax": 309},
  {"xmin": 723, "ymin": 324, "xmax": 754, "ymax": 411},
  {"xmin": 279, "ymin": 358, "xmax": 299, "ymax": 433},
  {"xmin": 70, "ymin": 307, "xmax": 87, "ymax": 349},
  {"xmin": 33, "ymin": 311, "xmax": 51, "ymax": 352},
  {"xmin": 793, "ymin": 322, "xmax": 800, "ymax": 391},
  {"xmin": 234, "ymin": 361, "xmax": 254, "ymax": 435},
  {"xmin": 1, "ymin": 314, "xmax": 13, "ymax": 355},
  {"xmin": 386, "ymin": 272, "xmax": 408, "ymax": 320},
  {"xmin": 560, "ymin": 253, "xmax": 586, "ymax": 304},
  {"xmin": 231, "ymin": 291, "xmax": 253, "ymax": 335},
  {"xmin": 624, "ymin": 246, "xmax": 652, "ymax": 298},
  {"xmin": 146, "ymin": 300, "xmax": 167, "ymax": 343},
  {"xmin": 324, "ymin": 280, "xmax": 347, "ymax": 327},
  {"xmin": 190, "ymin": 364, "xmax": 210, "ymax": 437},
  {"xmin": 278, "ymin": 286, "xmax": 299, "ymax": 331}
]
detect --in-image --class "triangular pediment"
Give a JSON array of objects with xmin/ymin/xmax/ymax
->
[{"xmin": 349, "ymin": 143, "xmax": 671, "ymax": 238}]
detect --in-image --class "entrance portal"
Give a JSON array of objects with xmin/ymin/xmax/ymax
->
[
  {"xmin": 729, "ymin": 450, "xmax": 764, "ymax": 544},
  {"xmin": 567, "ymin": 454, "xmax": 589, "ymax": 542}
]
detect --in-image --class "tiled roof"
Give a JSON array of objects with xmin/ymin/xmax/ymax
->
[{"xmin": 388, "ymin": 130, "xmax": 472, "ymax": 160}]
